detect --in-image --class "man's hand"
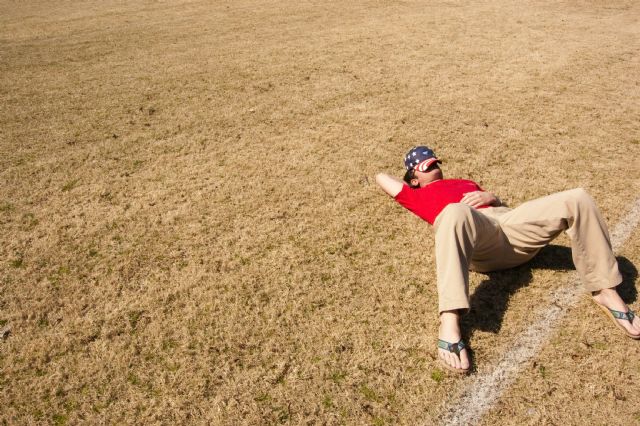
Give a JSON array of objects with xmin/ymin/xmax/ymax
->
[{"xmin": 461, "ymin": 191, "xmax": 500, "ymax": 208}]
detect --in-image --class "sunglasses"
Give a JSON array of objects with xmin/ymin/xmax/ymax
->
[{"xmin": 412, "ymin": 162, "xmax": 440, "ymax": 177}]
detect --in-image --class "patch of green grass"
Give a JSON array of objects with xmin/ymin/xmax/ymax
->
[
  {"xmin": 415, "ymin": 282, "xmax": 426, "ymax": 293},
  {"xmin": 372, "ymin": 417, "xmax": 385, "ymax": 426},
  {"xmin": 165, "ymin": 362, "xmax": 180, "ymax": 372},
  {"xmin": 0, "ymin": 319, "xmax": 7, "ymax": 327},
  {"xmin": 21, "ymin": 212, "xmax": 38, "ymax": 229},
  {"xmin": 592, "ymin": 341, "xmax": 607, "ymax": 350},
  {"xmin": 37, "ymin": 316, "xmax": 49, "ymax": 328},
  {"xmin": 106, "ymin": 221, "xmax": 120, "ymax": 231},
  {"xmin": 52, "ymin": 413, "xmax": 68, "ymax": 425},
  {"xmin": 143, "ymin": 351, "xmax": 157, "ymax": 362},
  {"xmin": 63, "ymin": 400, "xmax": 77, "ymax": 413},
  {"xmin": 330, "ymin": 370, "xmax": 346, "ymax": 383},
  {"xmin": 88, "ymin": 249, "xmax": 98, "ymax": 257},
  {"xmin": 538, "ymin": 365, "xmax": 547, "ymax": 379},
  {"xmin": 46, "ymin": 266, "xmax": 69, "ymax": 287},
  {"xmin": 128, "ymin": 310, "xmax": 144, "ymax": 329},
  {"xmin": 274, "ymin": 406, "xmax": 290, "ymax": 424},
  {"xmin": 254, "ymin": 393, "xmax": 271, "ymax": 403},
  {"xmin": 322, "ymin": 395, "xmax": 333, "ymax": 408},
  {"xmin": 431, "ymin": 369, "xmax": 444, "ymax": 383},
  {"xmin": 385, "ymin": 391, "xmax": 397, "ymax": 405},
  {"xmin": 61, "ymin": 179, "xmax": 78, "ymax": 192},
  {"xmin": 79, "ymin": 384, "xmax": 89, "ymax": 395},
  {"xmin": 162, "ymin": 338, "xmax": 178, "ymax": 351},
  {"xmin": 127, "ymin": 373, "xmax": 140, "ymax": 386},
  {"xmin": 0, "ymin": 202, "xmax": 14, "ymax": 212},
  {"xmin": 10, "ymin": 257, "xmax": 23, "ymax": 268},
  {"xmin": 134, "ymin": 404, "xmax": 144, "ymax": 416},
  {"xmin": 359, "ymin": 384, "xmax": 379, "ymax": 402}
]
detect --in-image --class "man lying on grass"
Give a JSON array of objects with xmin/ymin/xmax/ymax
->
[{"xmin": 376, "ymin": 146, "xmax": 640, "ymax": 374}]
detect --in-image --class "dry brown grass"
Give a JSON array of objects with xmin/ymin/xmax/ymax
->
[{"xmin": 1, "ymin": 0, "xmax": 639, "ymax": 424}]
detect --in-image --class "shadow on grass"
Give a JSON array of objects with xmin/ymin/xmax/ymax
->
[{"xmin": 460, "ymin": 244, "xmax": 638, "ymax": 340}]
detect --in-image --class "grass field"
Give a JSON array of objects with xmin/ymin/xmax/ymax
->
[{"xmin": 1, "ymin": 0, "xmax": 640, "ymax": 424}]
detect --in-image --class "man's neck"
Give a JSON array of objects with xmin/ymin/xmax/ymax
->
[{"xmin": 420, "ymin": 178, "xmax": 444, "ymax": 188}]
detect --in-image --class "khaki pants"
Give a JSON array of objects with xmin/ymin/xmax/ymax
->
[{"xmin": 433, "ymin": 188, "xmax": 622, "ymax": 313}]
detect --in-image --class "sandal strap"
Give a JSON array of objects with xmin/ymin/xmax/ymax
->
[
  {"xmin": 437, "ymin": 339, "xmax": 466, "ymax": 356},
  {"xmin": 609, "ymin": 308, "xmax": 636, "ymax": 323}
]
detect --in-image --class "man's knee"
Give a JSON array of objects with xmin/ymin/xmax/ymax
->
[
  {"xmin": 567, "ymin": 187, "xmax": 596, "ymax": 208},
  {"xmin": 443, "ymin": 202, "xmax": 473, "ymax": 218},
  {"xmin": 436, "ymin": 203, "xmax": 474, "ymax": 228}
]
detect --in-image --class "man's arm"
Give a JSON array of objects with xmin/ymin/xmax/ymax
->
[
  {"xmin": 375, "ymin": 173, "xmax": 405, "ymax": 197},
  {"xmin": 461, "ymin": 191, "xmax": 502, "ymax": 208}
]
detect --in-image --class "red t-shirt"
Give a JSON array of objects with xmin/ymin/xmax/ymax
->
[{"xmin": 394, "ymin": 179, "xmax": 489, "ymax": 225}]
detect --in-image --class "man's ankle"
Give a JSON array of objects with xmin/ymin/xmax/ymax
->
[{"xmin": 440, "ymin": 310, "xmax": 460, "ymax": 323}]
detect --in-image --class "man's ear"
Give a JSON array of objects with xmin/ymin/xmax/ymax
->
[{"xmin": 410, "ymin": 178, "xmax": 420, "ymax": 188}]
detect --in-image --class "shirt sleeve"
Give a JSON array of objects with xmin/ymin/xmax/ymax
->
[{"xmin": 393, "ymin": 184, "xmax": 419, "ymax": 213}]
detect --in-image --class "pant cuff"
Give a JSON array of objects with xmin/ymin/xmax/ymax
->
[
  {"xmin": 582, "ymin": 270, "xmax": 623, "ymax": 293},
  {"xmin": 438, "ymin": 300, "xmax": 470, "ymax": 315}
]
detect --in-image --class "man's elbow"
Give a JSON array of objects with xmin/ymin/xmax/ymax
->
[{"xmin": 375, "ymin": 173, "xmax": 403, "ymax": 197}]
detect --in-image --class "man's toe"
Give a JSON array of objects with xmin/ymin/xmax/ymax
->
[
  {"xmin": 460, "ymin": 353, "xmax": 470, "ymax": 370},
  {"xmin": 444, "ymin": 352, "xmax": 453, "ymax": 368},
  {"xmin": 438, "ymin": 347, "xmax": 470, "ymax": 371},
  {"xmin": 622, "ymin": 316, "xmax": 640, "ymax": 336},
  {"xmin": 450, "ymin": 353, "xmax": 460, "ymax": 369}
]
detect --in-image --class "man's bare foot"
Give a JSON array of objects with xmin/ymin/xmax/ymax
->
[
  {"xmin": 592, "ymin": 288, "xmax": 640, "ymax": 338},
  {"xmin": 438, "ymin": 310, "xmax": 470, "ymax": 372}
]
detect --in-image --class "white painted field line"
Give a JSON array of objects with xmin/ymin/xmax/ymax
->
[{"xmin": 439, "ymin": 196, "xmax": 640, "ymax": 425}]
